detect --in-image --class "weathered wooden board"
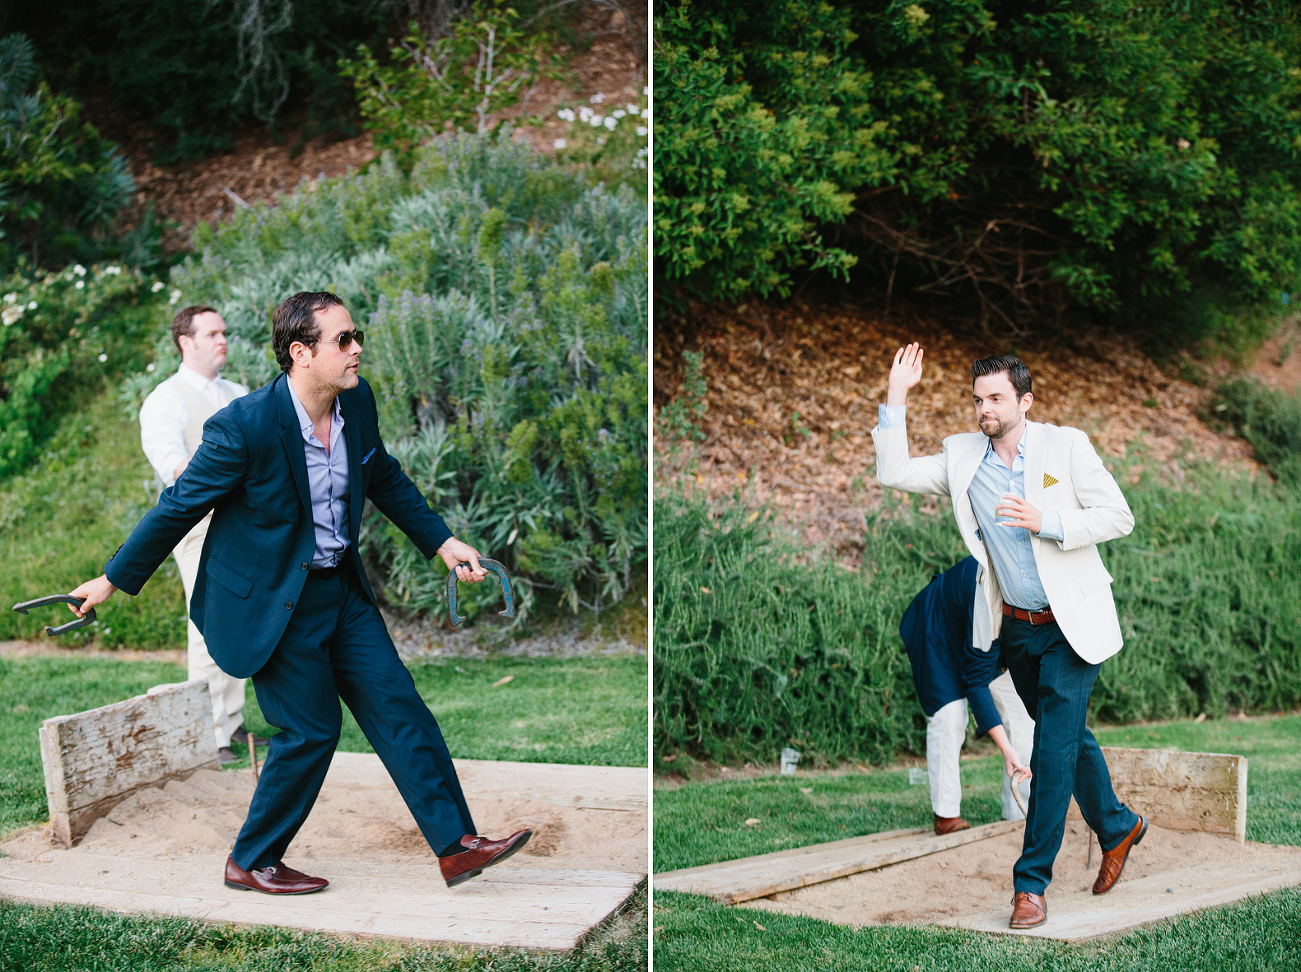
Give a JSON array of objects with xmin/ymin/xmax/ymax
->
[
  {"xmin": 654, "ymin": 819, "xmax": 1023, "ymax": 904},
  {"xmin": 39, "ymin": 679, "xmax": 219, "ymax": 847},
  {"xmin": 1067, "ymin": 747, "xmax": 1247, "ymax": 842}
]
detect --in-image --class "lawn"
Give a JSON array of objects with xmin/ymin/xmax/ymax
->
[{"xmin": 652, "ymin": 713, "xmax": 1301, "ymax": 970}]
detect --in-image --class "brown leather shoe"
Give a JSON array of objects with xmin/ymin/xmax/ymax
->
[
  {"xmin": 224, "ymin": 856, "xmax": 328, "ymax": 895},
  {"xmin": 1009, "ymin": 891, "xmax": 1046, "ymax": 928},
  {"xmin": 934, "ymin": 814, "xmax": 971, "ymax": 835},
  {"xmin": 1093, "ymin": 815, "xmax": 1148, "ymax": 894},
  {"xmin": 439, "ymin": 830, "xmax": 532, "ymax": 888}
]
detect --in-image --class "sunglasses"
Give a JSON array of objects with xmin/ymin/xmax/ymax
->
[{"xmin": 318, "ymin": 329, "xmax": 365, "ymax": 351}]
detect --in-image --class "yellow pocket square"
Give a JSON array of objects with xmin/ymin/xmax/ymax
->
[{"xmin": 1043, "ymin": 473, "xmax": 1059, "ymax": 488}]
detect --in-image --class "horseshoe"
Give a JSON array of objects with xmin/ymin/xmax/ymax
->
[
  {"xmin": 446, "ymin": 558, "xmax": 516, "ymax": 626},
  {"xmin": 13, "ymin": 594, "xmax": 97, "ymax": 636}
]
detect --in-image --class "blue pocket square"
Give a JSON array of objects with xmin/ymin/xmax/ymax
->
[{"xmin": 361, "ymin": 447, "xmax": 377, "ymax": 465}]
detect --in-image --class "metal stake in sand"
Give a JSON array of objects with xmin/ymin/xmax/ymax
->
[{"xmin": 249, "ymin": 734, "xmax": 260, "ymax": 779}]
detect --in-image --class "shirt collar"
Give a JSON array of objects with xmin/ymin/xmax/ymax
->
[
  {"xmin": 983, "ymin": 423, "xmax": 1028, "ymax": 463},
  {"xmin": 285, "ymin": 377, "xmax": 343, "ymax": 442},
  {"xmin": 177, "ymin": 363, "xmax": 221, "ymax": 390}
]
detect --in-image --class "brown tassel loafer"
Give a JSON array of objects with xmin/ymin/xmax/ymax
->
[
  {"xmin": 934, "ymin": 814, "xmax": 972, "ymax": 835},
  {"xmin": 439, "ymin": 829, "xmax": 533, "ymax": 888},
  {"xmin": 1009, "ymin": 891, "xmax": 1047, "ymax": 929},
  {"xmin": 224, "ymin": 856, "xmax": 329, "ymax": 894},
  {"xmin": 1093, "ymin": 815, "xmax": 1148, "ymax": 894}
]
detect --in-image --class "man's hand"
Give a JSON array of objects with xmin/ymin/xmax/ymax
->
[
  {"xmin": 988, "ymin": 724, "xmax": 1032, "ymax": 786},
  {"xmin": 997, "ymin": 494, "xmax": 1043, "ymax": 534},
  {"xmin": 886, "ymin": 342, "xmax": 924, "ymax": 407},
  {"xmin": 436, "ymin": 537, "xmax": 487, "ymax": 583},
  {"xmin": 67, "ymin": 575, "xmax": 118, "ymax": 616}
]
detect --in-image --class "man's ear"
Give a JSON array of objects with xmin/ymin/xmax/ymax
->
[{"xmin": 1020, "ymin": 392, "xmax": 1034, "ymax": 415}]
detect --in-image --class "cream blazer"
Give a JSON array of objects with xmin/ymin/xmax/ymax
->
[{"xmin": 872, "ymin": 419, "xmax": 1134, "ymax": 664}]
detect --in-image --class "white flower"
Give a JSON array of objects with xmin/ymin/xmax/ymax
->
[
  {"xmin": 641, "ymin": 107, "xmax": 650, "ymax": 119},
  {"xmin": 557, "ymin": 108, "xmax": 575, "ymax": 122},
  {"xmin": 578, "ymin": 106, "xmax": 594, "ymax": 122},
  {"xmin": 626, "ymin": 103, "xmax": 639, "ymax": 114},
  {"xmin": 590, "ymin": 114, "xmax": 604, "ymax": 127},
  {"xmin": 642, "ymin": 85, "xmax": 649, "ymax": 96},
  {"xmin": 636, "ymin": 126, "xmax": 648, "ymax": 137},
  {"xmin": 2, "ymin": 305, "xmax": 22, "ymax": 326},
  {"xmin": 75, "ymin": 280, "xmax": 85, "ymax": 289},
  {"xmin": 73, "ymin": 264, "xmax": 86, "ymax": 276},
  {"xmin": 151, "ymin": 281, "xmax": 165, "ymax": 293},
  {"xmin": 613, "ymin": 109, "xmax": 626, "ymax": 119},
  {"xmin": 97, "ymin": 353, "xmax": 108, "ymax": 363},
  {"xmin": 2, "ymin": 293, "xmax": 14, "ymax": 304},
  {"xmin": 27, "ymin": 301, "xmax": 36, "ymax": 310},
  {"xmin": 603, "ymin": 116, "xmax": 617, "ymax": 130},
  {"xmin": 146, "ymin": 363, "xmax": 156, "ymax": 373},
  {"xmin": 590, "ymin": 92, "xmax": 606, "ymax": 103},
  {"xmin": 104, "ymin": 265, "xmax": 121, "ymax": 275},
  {"xmin": 169, "ymin": 289, "xmax": 182, "ymax": 305},
  {"xmin": 554, "ymin": 138, "xmax": 568, "ymax": 149}
]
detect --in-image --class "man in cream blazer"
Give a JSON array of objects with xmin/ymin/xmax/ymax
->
[{"xmin": 872, "ymin": 345, "xmax": 1147, "ymax": 930}]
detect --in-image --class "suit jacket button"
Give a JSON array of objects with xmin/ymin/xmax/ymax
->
[
  {"xmin": 285, "ymin": 601, "xmax": 293, "ymax": 610},
  {"xmin": 301, "ymin": 562, "xmax": 309, "ymax": 570}
]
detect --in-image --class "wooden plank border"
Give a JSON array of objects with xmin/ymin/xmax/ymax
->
[{"xmin": 39, "ymin": 680, "xmax": 219, "ymax": 847}]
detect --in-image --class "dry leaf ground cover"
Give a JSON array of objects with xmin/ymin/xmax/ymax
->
[{"xmin": 654, "ymin": 300, "xmax": 1259, "ymax": 556}]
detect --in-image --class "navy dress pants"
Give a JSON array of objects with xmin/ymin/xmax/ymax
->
[
  {"xmin": 231, "ymin": 569, "xmax": 476, "ymax": 870},
  {"xmin": 1000, "ymin": 616, "xmax": 1139, "ymax": 894}
]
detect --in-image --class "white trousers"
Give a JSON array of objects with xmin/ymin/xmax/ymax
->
[
  {"xmin": 173, "ymin": 514, "xmax": 245, "ymax": 749},
  {"xmin": 925, "ymin": 670, "xmax": 1034, "ymax": 820}
]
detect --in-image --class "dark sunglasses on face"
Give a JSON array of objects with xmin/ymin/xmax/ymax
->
[{"xmin": 319, "ymin": 329, "xmax": 365, "ymax": 351}]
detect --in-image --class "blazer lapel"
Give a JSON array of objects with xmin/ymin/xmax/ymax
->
[
  {"xmin": 1022, "ymin": 421, "xmax": 1046, "ymax": 554},
  {"xmin": 340, "ymin": 391, "xmax": 364, "ymax": 544},
  {"xmin": 275, "ymin": 376, "xmax": 313, "ymax": 518},
  {"xmin": 952, "ymin": 435, "xmax": 989, "ymax": 566}
]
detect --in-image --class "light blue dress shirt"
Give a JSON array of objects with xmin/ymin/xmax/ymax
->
[
  {"xmin": 878, "ymin": 405, "xmax": 1064, "ymax": 610},
  {"xmin": 287, "ymin": 381, "xmax": 351, "ymax": 568}
]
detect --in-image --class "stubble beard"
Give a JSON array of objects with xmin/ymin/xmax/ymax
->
[{"xmin": 979, "ymin": 414, "xmax": 1020, "ymax": 441}]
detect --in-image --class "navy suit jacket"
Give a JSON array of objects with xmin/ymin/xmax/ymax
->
[
  {"xmin": 899, "ymin": 556, "xmax": 1003, "ymax": 735},
  {"xmin": 106, "ymin": 374, "xmax": 452, "ymax": 679}
]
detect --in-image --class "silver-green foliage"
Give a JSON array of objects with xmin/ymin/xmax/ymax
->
[{"xmin": 160, "ymin": 130, "xmax": 647, "ymax": 624}]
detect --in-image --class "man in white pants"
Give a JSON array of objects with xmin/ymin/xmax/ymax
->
[
  {"xmin": 900, "ymin": 556, "xmax": 1033, "ymax": 833},
  {"xmin": 140, "ymin": 305, "xmax": 252, "ymax": 764}
]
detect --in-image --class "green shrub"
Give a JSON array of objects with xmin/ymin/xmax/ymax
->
[
  {"xmin": 129, "ymin": 131, "xmax": 647, "ymax": 626},
  {"xmin": 655, "ymin": 1, "xmax": 1301, "ymax": 343},
  {"xmin": 0, "ymin": 34, "xmax": 139, "ymax": 274},
  {"xmin": 0, "ymin": 263, "xmax": 164, "ymax": 478},
  {"xmin": 654, "ymin": 462, "xmax": 1301, "ymax": 766},
  {"xmin": 1211, "ymin": 380, "xmax": 1301, "ymax": 487}
]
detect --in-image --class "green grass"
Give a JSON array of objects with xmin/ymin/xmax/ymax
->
[
  {"xmin": 0, "ymin": 392, "xmax": 188, "ymax": 649},
  {"xmin": 0, "ymin": 884, "xmax": 645, "ymax": 971},
  {"xmin": 654, "ymin": 713, "xmax": 1301, "ymax": 874},
  {"xmin": 1, "ymin": 653, "xmax": 646, "ymax": 838},
  {"xmin": 652, "ymin": 886, "xmax": 1301, "ymax": 972}
]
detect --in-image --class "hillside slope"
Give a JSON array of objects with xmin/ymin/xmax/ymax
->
[{"xmin": 655, "ymin": 300, "xmax": 1259, "ymax": 555}]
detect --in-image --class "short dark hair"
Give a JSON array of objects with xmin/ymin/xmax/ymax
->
[
  {"xmin": 171, "ymin": 305, "xmax": 218, "ymax": 353},
  {"xmin": 271, "ymin": 292, "xmax": 344, "ymax": 373},
  {"xmin": 971, "ymin": 354, "xmax": 1032, "ymax": 400}
]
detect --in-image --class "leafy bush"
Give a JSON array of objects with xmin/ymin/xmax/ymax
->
[
  {"xmin": 655, "ymin": 1, "xmax": 1301, "ymax": 343},
  {"xmin": 341, "ymin": 2, "xmax": 550, "ymax": 164},
  {"xmin": 0, "ymin": 263, "xmax": 163, "ymax": 478},
  {"xmin": 0, "ymin": 34, "xmax": 139, "ymax": 274},
  {"xmin": 551, "ymin": 93, "xmax": 650, "ymax": 193},
  {"xmin": 129, "ymin": 131, "xmax": 647, "ymax": 625},
  {"xmin": 654, "ymin": 463, "xmax": 1301, "ymax": 766},
  {"xmin": 1212, "ymin": 380, "xmax": 1301, "ymax": 487}
]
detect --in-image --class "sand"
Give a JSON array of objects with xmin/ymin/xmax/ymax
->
[
  {"xmin": 0, "ymin": 753, "xmax": 647, "ymax": 950},
  {"xmin": 740, "ymin": 820, "xmax": 1301, "ymax": 941}
]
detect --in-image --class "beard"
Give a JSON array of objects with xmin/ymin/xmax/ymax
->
[{"xmin": 979, "ymin": 414, "xmax": 1019, "ymax": 440}]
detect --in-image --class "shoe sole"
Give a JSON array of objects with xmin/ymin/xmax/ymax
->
[
  {"xmin": 224, "ymin": 878, "xmax": 328, "ymax": 895},
  {"xmin": 444, "ymin": 830, "xmax": 533, "ymax": 888},
  {"xmin": 1009, "ymin": 916, "xmax": 1046, "ymax": 929},
  {"xmin": 1093, "ymin": 816, "xmax": 1148, "ymax": 895}
]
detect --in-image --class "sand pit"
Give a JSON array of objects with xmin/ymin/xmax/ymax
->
[
  {"xmin": 740, "ymin": 820, "xmax": 1301, "ymax": 941},
  {"xmin": 0, "ymin": 753, "xmax": 647, "ymax": 950}
]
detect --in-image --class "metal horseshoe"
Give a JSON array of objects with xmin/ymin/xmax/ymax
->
[
  {"xmin": 13, "ymin": 594, "xmax": 97, "ymax": 636},
  {"xmin": 446, "ymin": 558, "xmax": 516, "ymax": 626}
]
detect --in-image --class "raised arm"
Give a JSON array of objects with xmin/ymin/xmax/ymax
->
[{"xmin": 872, "ymin": 343, "xmax": 951, "ymax": 497}]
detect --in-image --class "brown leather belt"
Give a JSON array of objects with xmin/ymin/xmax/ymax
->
[{"xmin": 1003, "ymin": 603, "xmax": 1055, "ymax": 625}]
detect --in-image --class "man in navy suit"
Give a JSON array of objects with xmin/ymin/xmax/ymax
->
[{"xmin": 70, "ymin": 291, "xmax": 531, "ymax": 894}]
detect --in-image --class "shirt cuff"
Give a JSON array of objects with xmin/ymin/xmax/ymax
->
[
  {"xmin": 1037, "ymin": 510, "xmax": 1064, "ymax": 542},
  {"xmin": 878, "ymin": 404, "xmax": 906, "ymax": 430}
]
